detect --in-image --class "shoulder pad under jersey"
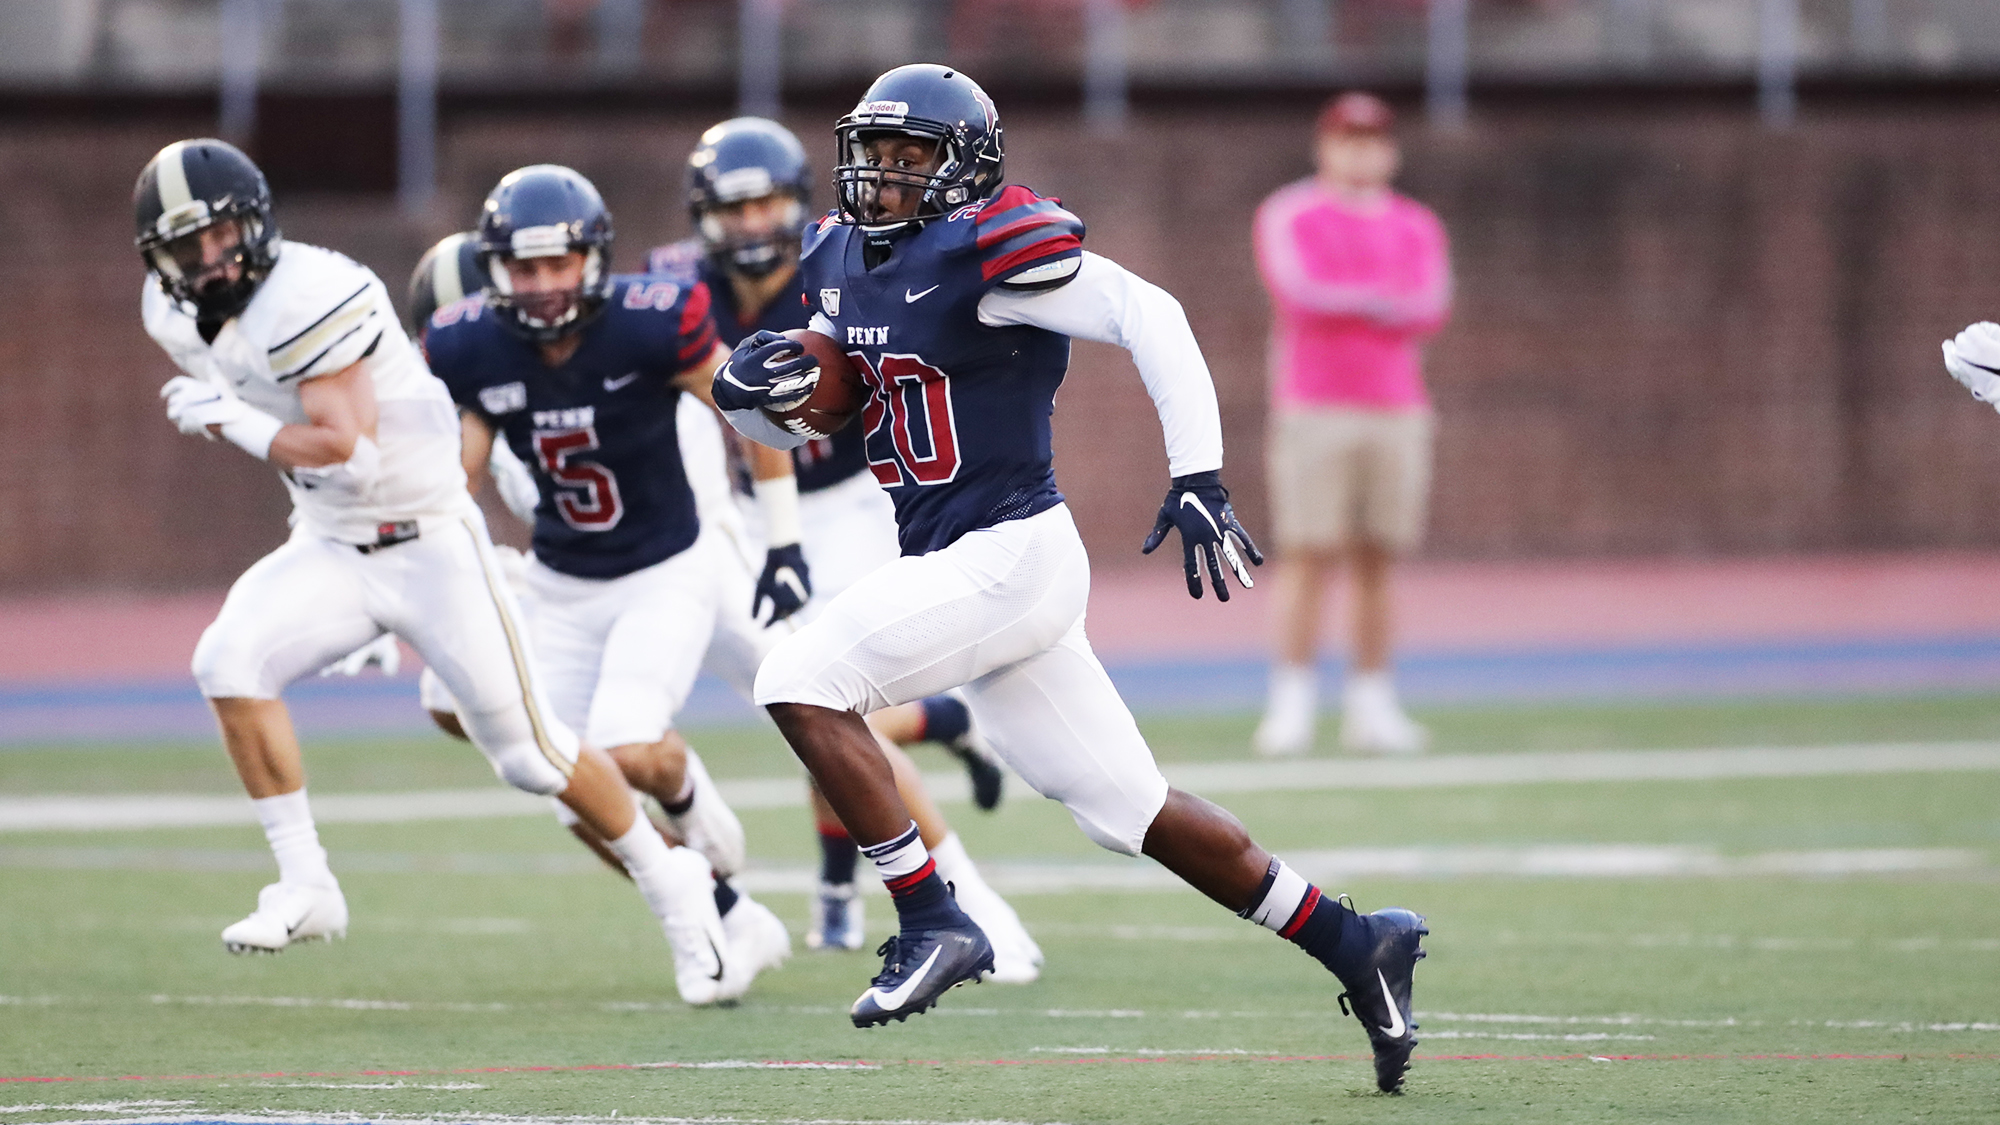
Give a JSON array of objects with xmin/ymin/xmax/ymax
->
[
  {"xmin": 252, "ymin": 243, "xmax": 390, "ymax": 383},
  {"xmin": 969, "ymin": 186, "xmax": 1085, "ymax": 290},
  {"xmin": 611, "ymin": 273, "xmax": 722, "ymax": 372}
]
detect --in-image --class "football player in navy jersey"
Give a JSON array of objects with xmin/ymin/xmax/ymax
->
[
  {"xmin": 424, "ymin": 166, "xmax": 804, "ymax": 1003},
  {"xmin": 662, "ymin": 117, "xmax": 1036, "ymax": 972},
  {"xmin": 715, "ymin": 66, "xmax": 1430, "ymax": 1091}
]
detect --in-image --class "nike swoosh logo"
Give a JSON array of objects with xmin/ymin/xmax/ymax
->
[
  {"xmin": 1179, "ymin": 493, "xmax": 1223, "ymax": 537},
  {"xmin": 774, "ymin": 567, "xmax": 807, "ymax": 602},
  {"xmin": 1375, "ymin": 970, "xmax": 1407, "ymax": 1038},
  {"xmin": 865, "ymin": 944, "xmax": 942, "ymax": 1011},
  {"xmin": 603, "ymin": 372, "xmax": 640, "ymax": 391},
  {"xmin": 905, "ymin": 285, "xmax": 940, "ymax": 303},
  {"xmin": 708, "ymin": 936, "xmax": 726, "ymax": 982}
]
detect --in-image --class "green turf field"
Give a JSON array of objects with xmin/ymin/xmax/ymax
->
[{"xmin": 4, "ymin": 696, "xmax": 2000, "ymax": 1123}]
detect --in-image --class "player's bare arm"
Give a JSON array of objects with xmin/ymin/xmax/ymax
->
[
  {"xmin": 457, "ymin": 409, "xmax": 495, "ymax": 493},
  {"xmin": 277, "ymin": 361, "xmax": 378, "ymax": 468}
]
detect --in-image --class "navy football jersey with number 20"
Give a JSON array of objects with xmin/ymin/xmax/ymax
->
[
  {"xmin": 798, "ymin": 185, "xmax": 1086, "ymax": 556},
  {"xmin": 423, "ymin": 272, "xmax": 721, "ymax": 579}
]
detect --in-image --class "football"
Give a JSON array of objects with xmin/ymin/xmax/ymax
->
[{"xmin": 763, "ymin": 329, "xmax": 868, "ymax": 440}]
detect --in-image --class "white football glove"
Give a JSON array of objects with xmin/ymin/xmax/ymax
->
[
  {"xmin": 1943, "ymin": 322, "xmax": 2000, "ymax": 409},
  {"xmin": 160, "ymin": 374, "xmax": 284, "ymax": 458},
  {"xmin": 160, "ymin": 375, "xmax": 248, "ymax": 438},
  {"xmin": 488, "ymin": 439, "xmax": 542, "ymax": 524},
  {"xmin": 318, "ymin": 633, "xmax": 401, "ymax": 678}
]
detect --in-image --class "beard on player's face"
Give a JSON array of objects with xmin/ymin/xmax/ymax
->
[{"xmin": 159, "ymin": 219, "xmax": 248, "ymax": 296}]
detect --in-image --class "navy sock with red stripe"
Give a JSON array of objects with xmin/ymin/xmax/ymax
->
[
  {"xmin": 862, "ymin": 822, "xmax": 965, "ymax": 932},
  {"xmin": 917, "ymin": 695, "xmax": 971, "ymax": 746},
  {"xmin": 1240, "ymin": 857, "xmax": 1352, "ymax": 975},
  {"xmin": 817, "ymin": 824, "xmax": 858, "ymax": 887}
]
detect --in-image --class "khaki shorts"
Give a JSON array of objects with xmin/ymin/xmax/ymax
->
[{"xmin": 1266, "ymin": 407, "xmax": 1434, "ymax": 553}]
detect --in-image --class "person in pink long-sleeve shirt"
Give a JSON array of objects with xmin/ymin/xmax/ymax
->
[{"xmin": 1251, "ymin": 92, "xmax": 1451, "ymax": 757}]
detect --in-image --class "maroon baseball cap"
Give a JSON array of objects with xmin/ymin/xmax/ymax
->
[{"xmin": 1317, "ymin": 91, "xmax": 1395, "ymax": 136}]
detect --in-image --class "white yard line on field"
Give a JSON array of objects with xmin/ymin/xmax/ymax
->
[
  {"xmin": 0, "ymin": 846, "xmax": 1986, "ymax": 884},
  {"xmin": 7, "ymin": 741, "xmax": 2000, "ymax": 833}
]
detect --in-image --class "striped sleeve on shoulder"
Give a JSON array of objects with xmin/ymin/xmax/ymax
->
[
  {"xmin": 675, "ymin": 279, "xmax": 721, "ymax": 369},
  {"xmin": 975, "ymin": 185, "xmax": 1086, "ymax": 289},
  {"xmin": 268, "ymin": 279, "xmax": 382, "ymax": 382}
]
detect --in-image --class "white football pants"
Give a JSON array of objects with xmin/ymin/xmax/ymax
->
[
  {"xmin": 798, "ymin": 469, "xmax": 902, "ymax": 609},
  {"xmin": 754, "ymin": 503, "xmax": 1170, "ymax": 856},
  {"xmin": 523, "ymin": 533, "xmax": 732, "ymax": 750},
  {"xmin": 192, "ymin": 509, "xmax": 578, "ymax": 795}
]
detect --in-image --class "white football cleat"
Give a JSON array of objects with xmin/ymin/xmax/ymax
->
[
  {"xmin": 1339, "ymin": 673, "xmax": 1429, "ymax": 755},
  {"xmin": 221, "ymin": 881, "xmax": 348, "ymax": 954},
  {"xmin": 806, "ymin": 881, "xmax": 866, "ymax": 951},
  {"xmin": 719, "ymin": 893, "xmax": 792, "ymax": 999},
  {"xmin": 947, "ymin": 869, "xmax": 1043, "ymax": 984},
  {"xmin": 657, "ymin": 847, "xmax": 734, "ymax": 1006},
  {"xmin": 665, "ymin": 749, "xmax": 746, "ymax": 878}
]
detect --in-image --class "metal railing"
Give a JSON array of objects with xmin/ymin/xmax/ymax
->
[{"xmin": 8, "ymin": 0, "xmax": 1998, "ymax": 213}]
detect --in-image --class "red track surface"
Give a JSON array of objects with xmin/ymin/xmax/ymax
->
[{"xmin": 2, "ymin": 549, "xmax": 1995, "ymax": 683}]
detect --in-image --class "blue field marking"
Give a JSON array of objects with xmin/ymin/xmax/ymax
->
[{"xmin": 4, "ymin": 634, "xmax": 2000, "ymax": 745}]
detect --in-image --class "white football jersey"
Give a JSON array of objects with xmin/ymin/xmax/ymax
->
[{"xmin": 142, "ymin": 239, "xmax": 470, "ymax": 543}]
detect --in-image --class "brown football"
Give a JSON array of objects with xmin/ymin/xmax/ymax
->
[{"xmin": 762, "ymin": 329, "xmax": 868, "ymax": 440}]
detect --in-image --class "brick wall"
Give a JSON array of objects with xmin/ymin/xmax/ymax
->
[{"xmin": 6, "ymin": 96, "xmax": 2000, "ymax": 593}]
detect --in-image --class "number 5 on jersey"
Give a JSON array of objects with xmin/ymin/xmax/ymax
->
[
  {"xmin": 533, "ymin": 428, "xmax": 625, "ymax": 530},
  {"xmin": 855, "ymin": 353, "xmax": 961, "ymax": 486}
]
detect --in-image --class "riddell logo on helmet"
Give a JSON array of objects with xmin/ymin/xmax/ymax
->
[{"xmin": 859, "ymin": 100, "xmax": 910, "ymax": 121}]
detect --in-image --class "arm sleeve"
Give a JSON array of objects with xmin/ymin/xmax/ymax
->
[
  {"xmin": 977, "ymin": 251, "xmax": 1223, "ymax": 477},
  {"xmin": 719, "ymin": 406, "xmax": 811, "ymax": 451}
]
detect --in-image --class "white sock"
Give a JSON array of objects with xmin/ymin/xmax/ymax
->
[
  {"xmin": 253, "ymin": 789, "xmax": 336, "ymax": 889},
  {"xmin": 605, "ymin": 819, "xmax": 699, "ymax": 922},
  {"xmin": 1267, "ymin": 663, "xmax": 1318, "ymax": 717},
  {"xmin": 1345, "ymin": 670, "xmax": 1397, "ymax": 710},
  {"xmin": 860, "ymin": 822, "xmax": 932, "ymax": 887},
  {"xmin": 929, "ymin": 831, "xmax": 973, "ymax": 882},
  {"xmin": 1242, "ymin": 858, "xmax": 1312, "ymax": 934}
]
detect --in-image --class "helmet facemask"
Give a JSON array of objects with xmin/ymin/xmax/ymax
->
[
  {"xmin": 833, "ymin": 115, "xmax": 1000, "ymax": 231},
  {"xmin": 482, "ymin": 223, "xmax": 608, "ymax": 343},
  {"xmin": 698, "ymin": 190, "xmax": 805, "ymax": 279},
  {"xmin": 140, "ymin": 209, "xmax": 273, "ymax": 322}
]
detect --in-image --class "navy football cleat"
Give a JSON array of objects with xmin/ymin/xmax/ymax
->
[
  {"xmin": 1332, "ymin": 906, "xmax": 1428, "ymax": 1093},
  {"xmin": 942, "ymin": 727, "xmax": 1005, "ymax": 812},
  {"xmin": 849, "ymin": 921, "xmax": 995, "ymax": 1028}
]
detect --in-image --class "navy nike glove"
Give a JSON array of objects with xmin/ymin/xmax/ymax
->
[
  {"xmin": 1141, "ymin": 470, "xmax": 1264, "ymax": 601},
  {"xmin": 753, "ymin": 542, "xmax": 813, "ymax": 626},
  {"xmin": 713, "ymin": 330, "xmax": 819, "ymax": 414}
]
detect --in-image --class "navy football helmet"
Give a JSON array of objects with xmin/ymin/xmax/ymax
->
[
  {"xmin": 476, "ymin": 164, "xmax": 615, "ymax": 341},
  {"xmin": 687, "ymin": 116, "xmax": 812, "ymax": 279},
  {"xmin": 405, "ymin": 231, "xmax": 489, "ymax": 337},
  {"xmin": 133, "ymin": 138, "xmax": 281, "ymax": 322},
  {"xmin": 833, "ymin": 64, "xmax": 1004, "ymax": 230}
]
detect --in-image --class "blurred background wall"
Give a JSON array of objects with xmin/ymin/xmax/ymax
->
[{"xmin": 5, "ymin": 0, "xmax": 2000, "ymax": 593}]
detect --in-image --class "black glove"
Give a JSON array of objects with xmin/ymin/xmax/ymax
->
[
  {"xmin": 753, "ymin": 542, "xmax": 813, "ymax": 626},
  {"xmin": 1140, "ymin": 470, "xmax": 1264, "ymax": 601},
  {"xmin": 713, "ymin": 329, "xmax": 819, "ymax": 413}
]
